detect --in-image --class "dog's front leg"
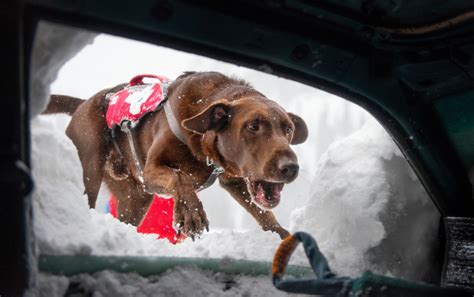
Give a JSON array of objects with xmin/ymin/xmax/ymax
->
[
  {"xmin": 219, "ymin": 176, "xmax": 290, "ymax": 239},
  {"xmin": 143, "ymin": 145, "xmax": 209, "ymax": 238}
]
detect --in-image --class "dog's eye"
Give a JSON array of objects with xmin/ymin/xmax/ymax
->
[
  {"xmin": 247, "ymin": 121, "xmax": 260, "ymax": 132},
  {"xmin": 285, "ymin": 126, "xmax": 293, "ymax": 135}
]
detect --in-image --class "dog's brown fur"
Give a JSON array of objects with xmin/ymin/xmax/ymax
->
[{"xmin": 43, "ymin": 72, "xmax": 308, "ymax": 239}]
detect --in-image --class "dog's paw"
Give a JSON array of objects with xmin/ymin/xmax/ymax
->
[{"xmin": 173, "ymin": 195, "xmax": 209, "ymax": 239}]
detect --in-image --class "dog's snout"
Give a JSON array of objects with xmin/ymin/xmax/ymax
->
[{"xmin": 279, "ymin": 161, "xmax": 299, "ymax": 182}]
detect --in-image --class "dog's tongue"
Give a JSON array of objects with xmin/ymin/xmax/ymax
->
[
  {"xmin": 257, "ymin": 182, "xmax": 282, "ymax": 202},
  {"xmin": 256, "ymin": 183, "xmax": 266, "ymax": 201},
  {"xmin": 251, "ymin": 181, "xmax": 283, "ymax": 209}
]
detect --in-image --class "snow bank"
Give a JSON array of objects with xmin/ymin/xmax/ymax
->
[
  {"xmin": 30, "ymin": 268, "xmax": 295, "ymax": 297},
  {"xmin": 290, "ymin": 119, "xmax": 440, "ymax": 280},
  {"xmin": 32, "ymin": 115, "xmax": 440, "ymax": 281},
  {"xmin": 30, "ymin": 22, "xmax": 96, "ymax": 117},
  {"xmin": 28, "ymin": 21, "xmax": 97, "ymax": 292}
]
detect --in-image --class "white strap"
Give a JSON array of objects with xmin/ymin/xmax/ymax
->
[
  {"xmin": 163, "ymin": 99, "xmax": 187, "ymax": 144},
  {"xmin": 121, "ymin": 122, "xmax": 151, "ymax": 194}
]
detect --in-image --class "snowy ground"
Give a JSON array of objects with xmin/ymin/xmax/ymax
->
[
  {"xmin": 30, "ymin": 24, "xmax": 441, "ymax": 296},
  {"xmin": 31, "ymin": 268, "xmax": 303, "ymax": 297}
]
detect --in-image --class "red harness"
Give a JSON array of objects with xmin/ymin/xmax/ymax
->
[
  {"xmin": 106, "ymin": 74, "xmax": 169, "ymax": 128},
  {"xmin": 106, "ymin": 74, "xmax": 185, "ymax": 244}
]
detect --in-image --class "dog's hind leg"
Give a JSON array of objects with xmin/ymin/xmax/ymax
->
[
  {"xmin": 66, "ymin": 96, "xmax": 108, "ymax": 209},
  {"xmin": 219, "ymin": 176, "xmax": 290, "ymax": 239},
  {"xmin": 105, "ymin": 177, "xmax": 154, "ymax": 226}
]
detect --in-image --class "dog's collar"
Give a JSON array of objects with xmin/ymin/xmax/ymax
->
[
  {"xmin": 163, "ymin": 99, "xmax": 187, "ymax": 144},
  {"xmin": 198, "ymin": 157, "xmax": 225, "ymax": 191},
  {"xmin": 163, "ymin": 99, "xmax": 225, "ymax": 191}
]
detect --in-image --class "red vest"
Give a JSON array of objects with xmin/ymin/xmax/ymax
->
[{"xmin": 106, "ymin": 74, "xmax": 169, "ymax": 129}]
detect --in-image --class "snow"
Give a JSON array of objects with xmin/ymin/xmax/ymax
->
[
  {"xmin": 31, "ymin": 115, "xmax": 439, "ymax": 280},
  {"xmin": 290, "ymin": 119, "xmax": 440, "ymax": 280},
  {"xmin": 31, "ymin": 268, "xmax": 300, "ymax": 297},
  {"xmin": 30, "ymin": 22, "xmax": 96, "ymax": 118},
  {"xmin": 30, "ymin": 22, "xmax": 440, "ymax": 295}
]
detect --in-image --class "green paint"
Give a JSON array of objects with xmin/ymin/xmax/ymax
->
[{"xmin": 39, "ymin": 255, "xmax": 312, "ymax": 278}]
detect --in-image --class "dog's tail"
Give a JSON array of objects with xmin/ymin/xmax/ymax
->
[{"xmin": 42, "ymin": 94, "xmax": 85, "ymax": 116}]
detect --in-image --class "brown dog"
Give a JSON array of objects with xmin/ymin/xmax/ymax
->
[{"xmin": 44, "ymin": 71, "xmax": 308, "ymax": 239}]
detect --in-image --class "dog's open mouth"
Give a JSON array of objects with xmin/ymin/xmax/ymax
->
[{"xmin": 245, "ymin": 179, "xmax": 284, "ymax": 210}]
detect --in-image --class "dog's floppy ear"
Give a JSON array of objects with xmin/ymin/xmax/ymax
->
[
  {"xmin": 182, "ymin": 101, "xmax": 232, "ymax": 135},
  {"xmin": 288, "ymin": 112, "xmax": 308, "ymax": 144}
]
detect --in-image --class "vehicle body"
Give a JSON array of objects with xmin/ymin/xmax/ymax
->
[{"xmin": 1, "ymin": 0, "xmax": 473, "ymax": 295}]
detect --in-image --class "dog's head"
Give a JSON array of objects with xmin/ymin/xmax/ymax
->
[{"xmin": 182, "ymin": 95, "xmax": 308, "ymax": 210}]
